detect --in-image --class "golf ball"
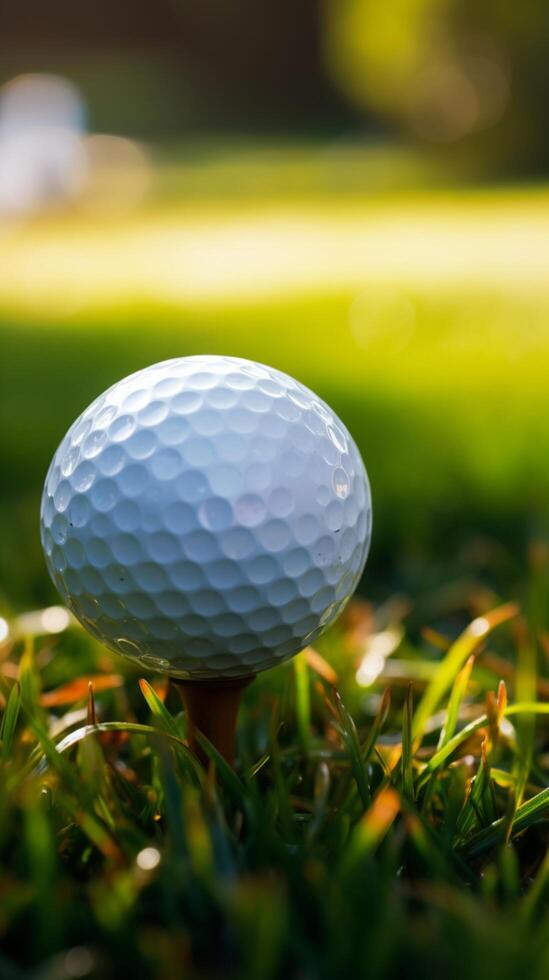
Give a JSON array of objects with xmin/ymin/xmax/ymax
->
[{"xmin": 41, "ymin": 356, "xmax": 372, "ymax": 678}]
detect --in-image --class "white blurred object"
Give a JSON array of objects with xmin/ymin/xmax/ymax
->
[
  {"xmin": 13, "ymin": 605, "xmax": 72, "ymax": 638},
  {"xmin": 0, "ymin": 75, "xmax": 152, "ymax": 220},
  {"xmin": 0, "ymin": 74, "xmax": 85, "ymax": 216}
]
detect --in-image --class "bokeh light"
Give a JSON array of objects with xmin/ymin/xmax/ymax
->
[{"xmin": 406, "ymin": 52, "xmax": 510, "ymax": 143}]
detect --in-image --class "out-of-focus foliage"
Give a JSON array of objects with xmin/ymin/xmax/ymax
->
[
  {"xmin": 3, "ymin": 2, "xmax": 549, "ymax": 172},
  {"xmin": 0, "ymin": 576, "xmax": 548, "ymax": 977},
  {"xmin": 323, "ymin": 0, "xmax": 549, "ymax": 172},
  {"xmin": 324, "ymin": 0, "xmax": 447, "ymax": 116}
]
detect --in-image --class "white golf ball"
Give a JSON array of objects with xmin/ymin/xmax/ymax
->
[{"xmin": 40, "ymin": 356, "xmax": 372, "ymax": 678}]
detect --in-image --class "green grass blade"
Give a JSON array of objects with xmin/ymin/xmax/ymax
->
[
  {"xmin": 25, "ymin": 713, "xmax": 123, "ymax": 860},
  {"xmin": 34, "ymin": 721, "xmax": 201, "ymax": 776},
  {"xmin": 268, "ymin": 702, "xmax": 297, "ymax": 842},
  {"xmin": 437, "ymin": 654, "xmax": 474, "ymax": 750},
  {"xmin": 361, "ymin": 688, "xmax": 391, "ymax": 765},
  {"xmin": 194, "ymin": 731, "xmax": 247, "ymax": 806},
  {"xmin": 401, "ymin": 685, "xmax": 414, "ymax": 800},
  {"xmin": 139, "ymin": 679, "xmax": 182, "ymax": 738},
  {"xmin": 456, "ymin": 740, "xmax": 496, "ymax": 838},
  {"xmin": 458, "ymin": 787, "xmax": 549, "ymax": 858},
  {"xmin": 513, "ymin": 626, "xmax": 537, "ymax": 807},
  {"xmin": 341, "ymin": 787, "xmax": 400, "ymax": 870},
  {"xmin": 18, "ymin": 637, "xmax": 39, "ymax": 713},
  {"xmin": 0, "ymin": 681, "xmax": 21, "ymax": 760},
  {"xmin": 306, "ymin": 761, "xmax": 331, "ymax": 846},
  {"xmin": 246, "ymin": 753, "xmax": 270, "ymax": 780},
  {"xmin": 412, "ymin": 603, "xmax": 518, "ymax": 742},
  {"xmin": 293, "ymin": 652, "xmax": 311, "ymax": 753},
  {"xmin": 417, "ymin": 702, "xmax": 549, "ymax": 789},
  {"xmin": 333, "ymin": 690, "xmax": 371, "ymax": 808}
]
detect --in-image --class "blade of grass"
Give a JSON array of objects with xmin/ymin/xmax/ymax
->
[
  {"xmin": 194, "ymin": 731, "xmax": 247, "ymax": 807},
  {"xmin": 412, "ymin": 603, "xmax": 519, "ymax": 742},
  {"xmin": 502, "ymin": 627, "xmax": 537, "ymax": 845},
  {"xmin": 456, "ymin": 737, "xmax": 496, "ymax": 838},
  {"xmin": 437, "ymin": 655, "xmax": 474, "ymax": 750},
  {"xmin": 401, "ymin": 684, "xmax": 414, "ymax": 800},
  {"xmin": 458, "ymin": 786, "xmax": 549, "ymax": 859},
  {"xmin": 513, "ymin": 625, "xmax": 537, "ymax": 808},
  {"xmin": 139, "ymin": 679, "xmax": 183, "ymax": 739},
  {"xmin": 304, "ymin": 646, "xmax": 338, "ymax": 685},
  {"xmin": 34, "ymin": 720, "xmax": 201, "ymax": 777},
  {"xmin": 158, "ymin": 745, "xmax": 187, "ymax": 862},
  {"xmin": 341, "ymin": 787, "xmax": 400, "ymax": 870},
  {"xmin": 23, "ymin": 786, "xmax": 60, "ymax": 954},
  {"xmin": 293, "ymin": 652, "xmax": 311, "ymax": 753},
  {"xmin": 417, "ymin": 701, "xmax": 549, "ymax": 789},
  {"xmin": 361, "ymin": 688, "xmax": 391, "ymax": 765},
  {"xmin": 400, "ymin": 798, "xmax": 476, "ymax": 884},
  {"xmin": 18, "ymin": 637, "xmax": 39, "ymax": 713},
  {"xmin": 420, "ymin": 657, "xmax": 476, "ymax": 814},
  {"xmin": 0, "ymin": 681, "xmax": 20, "ymax": 760},
  {"xmin": 333, "ymin": 690, "xmax": 371, "ymax": 808},
  {"xmin": 267, "ymin": 701, "xmax": 296, "ymax": 843},
  {"xmin": 87, "ymin": 682, "xmax": 97, "ymax": 726},
  {"xmin": 246, "ymin": 753, "xmax": 270, "ymax": 780},
  {"xmin": 334, "ymin": 688, "xmax": 392, "ymax": 826},
  {"xmin": 306, "ymin": 761, "xmax": 331, "ymax": 846},
  {"xmin": 26, "ymin": 714, "xmax": 123, "ymax": 860}
]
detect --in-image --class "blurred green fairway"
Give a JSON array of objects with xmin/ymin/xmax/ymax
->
[{"xmin": 1, "ymin": 145, "xmax": 549, "ymax": 605}]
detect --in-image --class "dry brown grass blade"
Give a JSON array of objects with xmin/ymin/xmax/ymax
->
[
  {"xmin": 40, "ymin": 674, "xmax": 124, "ymax": 707},
  {"xmin": 304, "ymin": 646, "xmax": 338, "ymax": 685},
  {"xmin": 421, "ymin": 626, "xmax": 451, "ymax": 651}
]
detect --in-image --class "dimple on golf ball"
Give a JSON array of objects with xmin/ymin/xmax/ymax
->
[{"xmin": 40, "ymin": 356, "xmax": 372, "ymax": 678}]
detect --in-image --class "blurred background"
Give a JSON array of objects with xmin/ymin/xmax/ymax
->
[{"xmin": 1, "ymin": 0, "xmax": 549, "ymax": 608}]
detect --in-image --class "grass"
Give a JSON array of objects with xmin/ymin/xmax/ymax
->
[{"xmin": 0, "ymin": 572, "xmax": 548, "ymax": 979}]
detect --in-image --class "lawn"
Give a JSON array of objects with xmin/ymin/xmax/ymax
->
[
  {"xmin": 0, "ymin": 143, "xmax": 548, "ymax": 978},
  {"xmin": 0, "ymin": 583, "xmax": 547, "ymax": 977}
]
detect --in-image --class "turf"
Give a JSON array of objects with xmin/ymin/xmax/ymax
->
[{"xmin": 0, "ymin": 583, "xmax": 548, "ymax": 978}]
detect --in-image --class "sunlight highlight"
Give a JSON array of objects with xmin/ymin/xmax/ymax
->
[
  {"xmin": 356, "ymin": 625, "xmax": 403, "ymax": 687},
  {"xmin": 137, "ymin": 847, "xmax": 161, "ymax": 871},
  {"xmin": 14, "ymin": 605, "xmax": 71, "ymax": 637},
  {"xmin": 1, "ymin": 195, "xmax": 549, "ymax": 314},
  {"xmin": 469, "ymin": 616, "xmax": 490, "ymax": 638}
]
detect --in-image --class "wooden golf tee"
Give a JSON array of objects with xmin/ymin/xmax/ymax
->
[{"xmin": 172, "ymin": 675, "xmax": 254, "ymax": 768}]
